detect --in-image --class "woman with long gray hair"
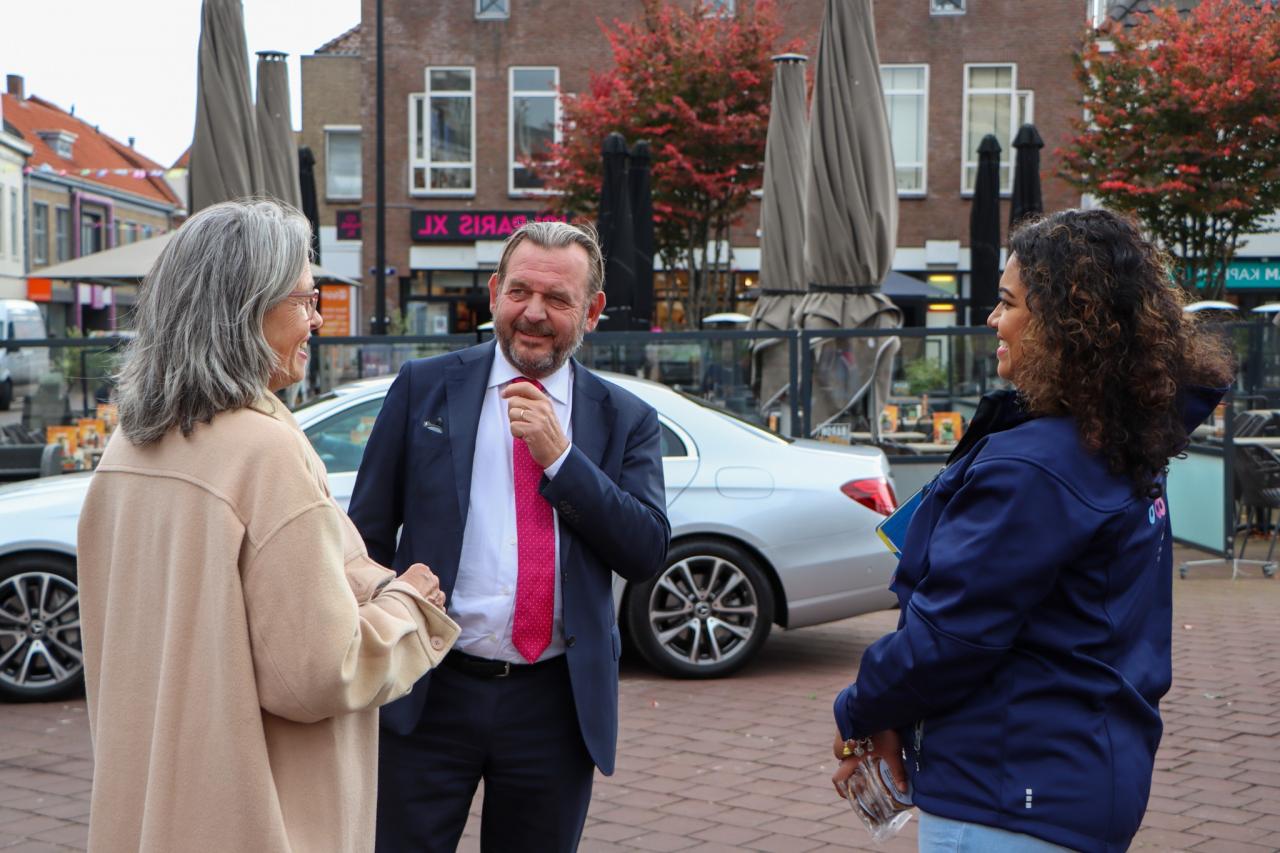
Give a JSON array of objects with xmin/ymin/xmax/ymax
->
[{"xmin": 77, "ymin": 199, "xmax": 458, "ymax": 853}]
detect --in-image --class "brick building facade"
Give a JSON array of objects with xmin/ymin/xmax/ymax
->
[
  {"xmin": 2, "ymin": 75, "xmax": 182, "ymax": 333},
  {"xmin": 304, "ymin": 0, "xmax": 1099, "ymax": 333}
]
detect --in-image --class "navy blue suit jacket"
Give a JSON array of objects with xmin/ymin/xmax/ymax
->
[{"xmin": 347, "ymin": 342, "xmax": 670, "ymax": 774}]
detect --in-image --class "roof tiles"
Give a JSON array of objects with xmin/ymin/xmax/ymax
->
[{"xmin": 0, "ymin": 91, "xmax": 181, "ymax": 208}]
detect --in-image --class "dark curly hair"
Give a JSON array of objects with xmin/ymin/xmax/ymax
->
[{"xmin": 1008, "ymin": 209, "xmax": 1234, "ymax": 496}]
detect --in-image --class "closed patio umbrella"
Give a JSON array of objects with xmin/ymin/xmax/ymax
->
[
  {"xmin": 255, "ymin": 50, "xmax": 302, "ymax": 208},
  {"xmin": 190, "ymin": 0, "xmax": 264, "ymax": 212},
  {"xmin": 597, "ymin": 132, "xmax": 635, "ymax": 331},
  {"xmin": 969, "ymin": 133, "xmax": 1002, "ymax": 323},
  {"xmin": 1009, "ymin": 123, "xmax": 1044, "ymax": 230},
  {"xmin": 748, "ymin": 53, "xmax": 809, "ymax": 413},
  {"xmin": 298, "ymin": 146, "xmax": 321, "ymax": 262},
  {"xmin": 629, "ymin": 140, "xmax": 655, "ymax": 330},
  {"xmin": 797, "ymin": 0, "xmax": 902, "ymax": 440}
]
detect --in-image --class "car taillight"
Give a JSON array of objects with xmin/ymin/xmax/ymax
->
[{"xmin": 840, "ymin": 477, "xmax": 897, "ymax": 515}]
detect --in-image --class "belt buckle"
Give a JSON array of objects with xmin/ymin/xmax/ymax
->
[{"xmin": 496, "ymin": 661, "xmax": 511, "ymax": 678}]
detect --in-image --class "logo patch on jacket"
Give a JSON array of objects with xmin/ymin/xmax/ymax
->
[{"xmin": 1148, "ymin": 497, "xmax": 1167, "ymax": 525}]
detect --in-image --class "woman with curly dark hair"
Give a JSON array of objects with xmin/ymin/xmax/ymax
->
[{"xmin": 829, "ymin": 208, "xmax": 1234, "ymax": 853}]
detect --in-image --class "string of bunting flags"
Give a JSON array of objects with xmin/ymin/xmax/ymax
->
[
  {"xmin": 0, "ymin": 161, "xmax": 187, "ymax": 180},
  {"xmin": 27, "ymin": 164, "xmax": 187, "ymax": 179}
]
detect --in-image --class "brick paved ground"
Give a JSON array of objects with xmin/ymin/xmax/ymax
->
[{"xmin": 1, "ymin": 545, "xmax": 1277, "ymax": 852}]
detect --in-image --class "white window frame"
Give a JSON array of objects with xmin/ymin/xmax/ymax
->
[
  {"xmin": 508, "ymin": 66, "xmax": 561, "ymax": 197},
  {"xmin": 410, "ymin": 67, "xmax": 476, "ymax": 197},
  {"xmin": 1016, "ymin": 89, "xmax": 1035, "ymax": 128},
  {"xmin": 881, "ymin": 63, "xmax": 929, "ymax": 197},
  {"xmin": 324, "ymin": 125, "xmax": 363, "ymax": 201},
  {"xmin": 475, "ymin": 0, "xmax": 509, "ymax": 20},
  {"xmin": 32, "ymin": 202, "xmax": 48, "ymax": 266},
  {"xmin": 930, "ymin": 0, "xmax": 965, "ymax": 15},
  {"xmin": 1089, "ymin": 0, "xmax": 1108, "ymax": 28},
  {"xmin": 960, "ymin": 62, "xmax": 1019, "ymax": 196},
  {"xmin": 11, "ymin": 190, "xmax": 19, "ymax": 263},
  {"xmin": 55, "ymin": 206, "xmax": 71, "ymax": 262},
  {"xmin": 708, "ymin": 0, "xmax": 736, "ymax": 14}
]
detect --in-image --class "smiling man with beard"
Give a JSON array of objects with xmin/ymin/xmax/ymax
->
[{"xmin": 347, "ymin": 220, "xmax": 671, "ymax": 853}]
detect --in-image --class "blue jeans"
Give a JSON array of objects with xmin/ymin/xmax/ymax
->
[{"xmin": 918, "ymin": 810, "xmax": 1077, "ymax": 852}]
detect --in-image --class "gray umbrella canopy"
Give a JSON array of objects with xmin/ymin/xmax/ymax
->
[
  {"xmin": 255, "ymin": 51, "xmax": 302, "ymax": 208},
  {"xmin": 797, "ymin": 0, "xmax": 902, "ymax": 438},
  {"xmin": 748, "ymin": 54, "xmax": 809, "ymax": 412},
  {"xmin": 190, "ymin": 0, "xmax": 264, "ymax": 212}
]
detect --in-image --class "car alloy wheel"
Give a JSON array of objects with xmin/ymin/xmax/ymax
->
[
  {"xmin": 627, "ymin": 539, "xmax": 774, "ymax": 678},
  {"xmin": 0, "ymin": 556, "xmax": 83, "ymax": 701}
]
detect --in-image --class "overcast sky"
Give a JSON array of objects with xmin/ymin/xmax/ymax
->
[{"xmin": 1, "ymin": 0, "xmax": 360, "ymax": 167}]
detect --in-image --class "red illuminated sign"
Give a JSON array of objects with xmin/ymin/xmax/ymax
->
[
  {"xmin": 335, "ymin": 210, "xmax": 362, "ymax": 241},
  {"xmin": 410, "ymin": 210, "xmax": 569, "ymax": 243}
]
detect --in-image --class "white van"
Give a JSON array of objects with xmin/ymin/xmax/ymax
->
[{"xmin": 0, "ymin": 299, "xmax": 51, "ymax": 410}]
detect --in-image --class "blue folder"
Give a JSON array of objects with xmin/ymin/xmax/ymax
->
[{"xmin": 875, "ymin": 487, "xmax": 925, "ymax": 559}]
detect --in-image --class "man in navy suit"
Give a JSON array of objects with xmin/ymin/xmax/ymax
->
[{"xmin": 348, "ymin": 220, "xmax": 670, "ymax": 852}]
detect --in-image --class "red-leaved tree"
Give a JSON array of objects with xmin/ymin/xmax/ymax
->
[
  {"xmin": 1060, "ymin": 0, "xmax": 1280, "ymax": 298},
  {"xmin": 539, "ymin": 0, "xmax": 794, "ymax": 325}
]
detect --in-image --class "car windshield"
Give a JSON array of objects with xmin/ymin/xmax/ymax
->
[
  {"xmin": 294, "ymin": 391, "xmax": 341, "ymax": 413},
  {"xmin": 674, "ymin": 389, "xmax": 793, "ymax": 445}
]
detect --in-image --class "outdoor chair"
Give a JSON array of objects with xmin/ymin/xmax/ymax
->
[
  {"xmin": 1179, "ymin": 441, "xmax": 1280, "ymax": 580},
  {"xmin": 809, "ymin": 335, "xmax": 900, "ymax": 441}
]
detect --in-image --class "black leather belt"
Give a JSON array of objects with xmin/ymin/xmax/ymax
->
[{"xmin": 442, "ymin": 649, "xmax": 563, "ymax": 679}]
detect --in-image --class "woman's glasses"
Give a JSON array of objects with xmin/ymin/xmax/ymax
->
[{"xmin": 286, "ymin": 289, "xmax": 321, "ymax": 318}]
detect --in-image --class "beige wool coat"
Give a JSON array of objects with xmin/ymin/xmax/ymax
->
[{"xmin": 77, "ymin": 396, "xmax": 459, "ymax": 853}]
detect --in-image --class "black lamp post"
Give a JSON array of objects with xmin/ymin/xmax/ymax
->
[{"xmin": 373, "ymin": 0, "xmax": 387, "ymax": 334}]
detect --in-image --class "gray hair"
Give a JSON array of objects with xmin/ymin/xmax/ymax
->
[
  {"xmin": 494, "ymin": 219, "xmax": 605, "ymax": 298},
  {"xmin": 115, "ymin": 199, "xmax": 312, "ymax": 445}
]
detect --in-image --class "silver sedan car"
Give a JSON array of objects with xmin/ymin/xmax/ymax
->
[{"xmin": 0, "ymin": 372, "xmax": 898, "ymax": 701}]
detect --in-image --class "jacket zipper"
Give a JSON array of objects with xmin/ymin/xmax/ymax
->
[{"xmin": 913, "ymin": 720, "xmax": 924, "ymax": 774}]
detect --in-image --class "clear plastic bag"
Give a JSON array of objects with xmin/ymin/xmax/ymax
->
[{"xmin": 839, "ymin": 756, "xmax": 914, "ymax": 843}]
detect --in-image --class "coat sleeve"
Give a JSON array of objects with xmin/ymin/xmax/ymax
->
[
  {"xmin": 347, "ymin": 362, "xmax": 411, "ymax": 566},
  {"xmin": 834, "ymin": 457, "xmax": 1100, "ymax": 739},
  {"xmin": 540, "ymin": 403, "xmax": 670, "ymax": 581},
  {"xmin": 242, "ymin": 501, "xmax": 459, "ymax": 723}
]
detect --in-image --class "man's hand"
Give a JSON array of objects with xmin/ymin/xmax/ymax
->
[
  {"xmin": 502, "ymin": 381, "xmax": 569, "ymax": 469},
  {"xmin": 399, "ymin": 562, "xmax": 446, "ymax": 609}
]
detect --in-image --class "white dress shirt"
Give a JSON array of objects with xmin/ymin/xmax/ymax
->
[{"xmin": 448, "ymin": 349, "xmax": 573, "ymax": 662}]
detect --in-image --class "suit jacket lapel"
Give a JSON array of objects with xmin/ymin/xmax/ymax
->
[{"xmin": 446, "ymin": 342, "xmax": 496, "ymax": 526}]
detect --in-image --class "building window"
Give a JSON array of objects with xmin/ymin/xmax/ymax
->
[
  {"xmin": 881, "ymin": 65, "xmax": 928, "ymax": 195},
  {"xmin": 143, "ymin": 224, "xmax": 153, "ymax": 240},
  {"xmin": 1016, "ymin": 89, "xmax": 1035, "ymax": 127},
  {"xmin": 32, "ymin": 203, "xmax": 48, "ymax": 266},
  {"xmin": 1089, "ymin": 0, "xmax": 1108, "ymax": 27},
  {"xmin": 931, "ymin": 0, "xmax": 965, "ymax": 14},
  {"xmin": 0, "ymin": 190, "xmax": 5, "ymax": 256},
  {"xmin": 411, "ymin": 68, "xmax": 475, "ymax": 195},
  {"xmin": 476, "ymin": 0, "xmax": 508, "ymax": 19},
  {"xmin": 510, "ymin": 67, "xmax": 560, "ymax": 195},
  {"xmin": 55, "ymin": 207, "xmax": 71, "ymax": 261},
  {"xmin": 325, "ymin": 126, "xmax": 363, "ymax": 200},
  {"xmin": 962, "ymin": 63, "xmax": 1019, "ymax": 193},
  {"xmin": 82, "ymin": 211, "xmax": 103, "ymax": 255},
  {"xmin": 7, "ymin": 189, "xmax": 15, "ymax": 261},
  {"xmin": 708, "ymin": 0, "xmax": 736, "ymax": 13}
]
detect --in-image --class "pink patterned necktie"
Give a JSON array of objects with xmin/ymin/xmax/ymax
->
[{"xmin": 510, "ymin": 377, "xmax": 555, "ymax": 662}]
